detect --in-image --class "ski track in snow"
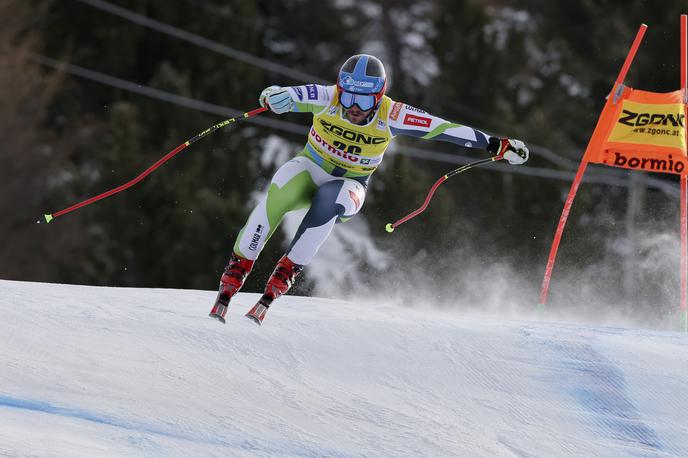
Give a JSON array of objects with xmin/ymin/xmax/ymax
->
[
  {"xmin": 553, "ymin": 341, "xmax": 662, "ymax": 450},
  {"xmin": 521, "ymin": 325, "xmax": 687, "ymax": 458},
  {"xmin": 0, "ymin": 279, "xmax": 686, "ymax": 457},
  {"xmin": 0, "ymin": 394, "xmax": 352, "ymax": 457}
]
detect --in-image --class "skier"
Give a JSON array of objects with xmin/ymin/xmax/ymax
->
[{"xmin": 210, "ymin": 54, "xmax": 529, "ymax": 325}]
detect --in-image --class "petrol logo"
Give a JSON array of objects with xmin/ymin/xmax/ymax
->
[{"xmin": 403, "ymin": 113, "xmax": 432, "ymax": 128}]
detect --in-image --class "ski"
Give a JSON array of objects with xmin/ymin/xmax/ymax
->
[
  {"xmin": 209, "ymin": 301, "xmax": 228, "ymax": 324},
  {"xmin": 245, "ymin": 296, "xmax": 272, "ymax": 325},
  {"xmin": 209, "ymin": 254, "xmax": 256, "ymax": 324}
]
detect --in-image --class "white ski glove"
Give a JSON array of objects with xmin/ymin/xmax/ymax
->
[
  {"xmin": 487, "ymin": 137, "xmax": 529, "ymax": 165},
  {"xmin": 259, "ymin": 85, "xmax": 293, "ymax": 114}
]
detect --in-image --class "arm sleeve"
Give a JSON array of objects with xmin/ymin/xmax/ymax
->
[
  {"xmin": 283, "ymin": 84, "xmax": 335, "ymax": 114},
  {"xmin": 388, "ymin": 102, "xmax": 491, "ymax": 150}
]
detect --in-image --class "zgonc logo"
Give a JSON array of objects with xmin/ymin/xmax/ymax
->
[{"xmin": 618, "ymin": 110, "xmax": 685, "ymax": 127}]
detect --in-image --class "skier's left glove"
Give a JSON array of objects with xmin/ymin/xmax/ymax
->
[
  {"xmin": 259, "ymin": 85, "xmax": 294, "ymax": 114},
  {"xmin": 487, "ymin": 137, "xmax": 529, "ymax": 165}
]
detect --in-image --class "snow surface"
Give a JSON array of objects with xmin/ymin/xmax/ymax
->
[{"xmin": 0, "ymin": 279, "xmax": 686, "ymax": 457}]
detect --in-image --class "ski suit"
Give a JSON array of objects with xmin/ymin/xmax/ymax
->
[{"xmin": 233, "ymin": 84, "xmax": 492, "ymax": 265}]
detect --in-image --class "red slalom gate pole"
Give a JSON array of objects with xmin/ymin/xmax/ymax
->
[
  {"xmin": 385, "ymin": 155, "xmax": 502, "ymax": 233},
  {"xmin": 538, "ymin": 24, "xmax": 647, "ymax": 308},
  {"xmin": 43, "ymin": 107, "xmax": 267, "ymax": 223},
  {"xmin": 680, "ymin": 14, "xmax": 687, "ymax": 332},
  {"xmin": 538, "ymin": 159, "xmax": 589, "ymax": 306}
]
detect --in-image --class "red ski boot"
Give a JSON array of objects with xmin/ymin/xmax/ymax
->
[
  {"xmin": 246, "ymin": 255, "xmax": 303, "ymax": 325},
  {"xmin": 209, "ymin": 253, "xmax": 255, "ymax": 323}
]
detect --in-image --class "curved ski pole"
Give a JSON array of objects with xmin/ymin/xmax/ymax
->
[
  {"xmin": 385, "ymin": 155, "xmax": 502, "ymax": 233},
  {"xmin": 43, "ymin": 107, "xmax": 268, "ymax": 223}
]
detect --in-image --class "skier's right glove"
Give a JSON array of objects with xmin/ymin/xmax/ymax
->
[
  {"xmin": 487, "ymin": 137, "xmax": 529, "ymax": 165},
  {"xmin": 259, "ymin": 85, "xmax": 293, "ymax": 114}
]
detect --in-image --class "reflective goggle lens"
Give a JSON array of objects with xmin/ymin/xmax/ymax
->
[{"xmin": 340, "ymin": 91, "xmax": 376, "ymax": 111}]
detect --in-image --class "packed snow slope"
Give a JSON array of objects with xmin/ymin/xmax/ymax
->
[{"xmin": 0, "ymin": 279, "xmax": 687, "ymax": 457}]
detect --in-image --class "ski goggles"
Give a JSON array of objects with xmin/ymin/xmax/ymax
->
[{"xmin": 339, "ymin": 90, "xmax": 380, "ymax": 111}]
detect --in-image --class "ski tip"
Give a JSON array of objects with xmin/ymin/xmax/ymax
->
[
  {"xmin": 245, "ymin": 313, "xmax": 262, "ymax": 326},
  {"xmin": 208, "ymin": 313, "xmax": 226, "ymax": 324},
  {"xmin": 385, "ymin": 223, "xmax": 394, "ymax": 233},
  {"xmin": 44, "ymin": 214, "xmax": 54, "ymax": 224}
]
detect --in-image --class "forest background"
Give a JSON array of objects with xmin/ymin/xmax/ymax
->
[{"xmin": 3, "ymin": 0, "xmax": 687, "ymax": 326}]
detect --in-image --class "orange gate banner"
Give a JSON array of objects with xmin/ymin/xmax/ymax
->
[{"xmin": 584, "ymin": 88, "xmax": 687, "ymax": 174}]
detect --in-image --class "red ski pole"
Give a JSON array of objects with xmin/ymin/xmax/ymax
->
[
  {"xmin": 385, "ymin": 155, "xmax": 502, "ymax": 232},
  {"xmin": 43, "ymin": 107, "xmax": 267, "ymax": 223}
]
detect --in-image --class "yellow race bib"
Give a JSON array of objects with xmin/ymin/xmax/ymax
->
[{"xmin": 307, "ymin": 92, "xmax": 393, "ymax": 175}]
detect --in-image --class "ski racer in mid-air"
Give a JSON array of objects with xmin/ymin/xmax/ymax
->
[{"xmin": 209, "ymin": 54, "xmax": 529, "ymax": 325}]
